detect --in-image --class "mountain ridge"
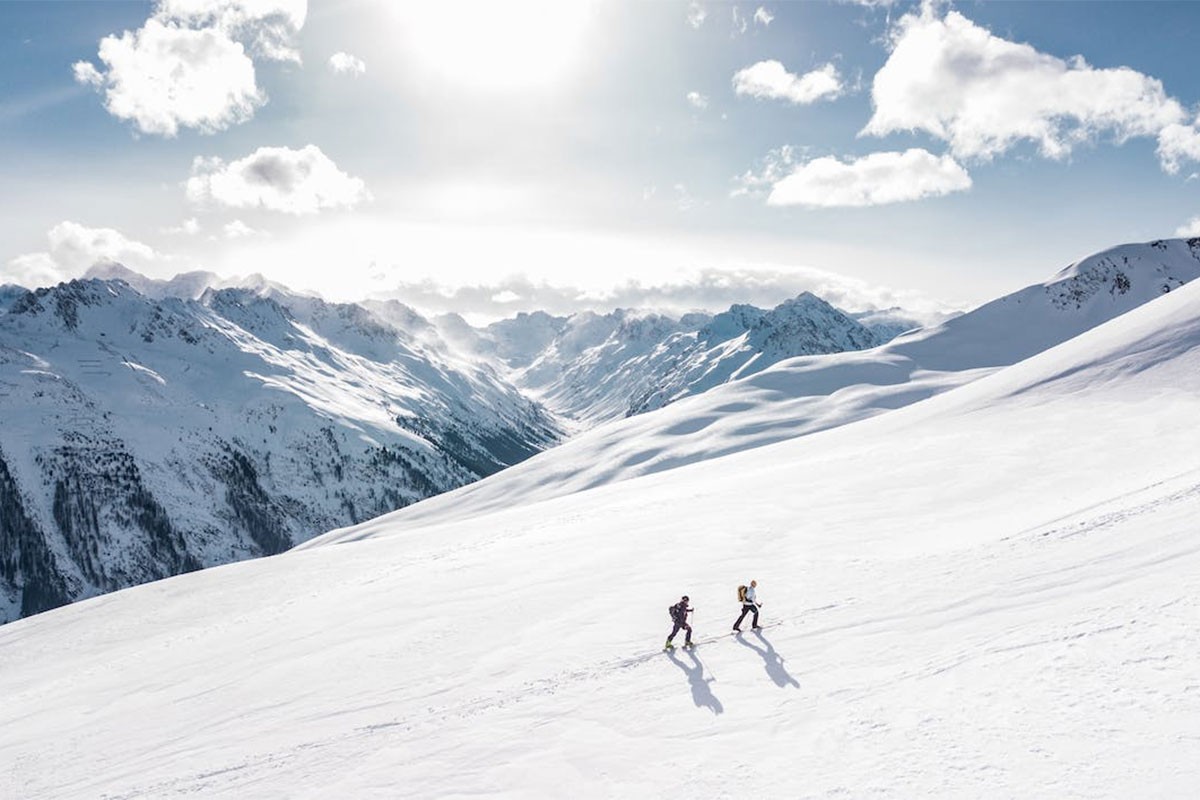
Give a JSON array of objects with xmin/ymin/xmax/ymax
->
[
  {"xmin": 307, "ymin": 237, "xmax": 1200, "ymax": 539},
  {"xmin": 0, "ymin": 277, "xmax": 561, "ymax": 622}
]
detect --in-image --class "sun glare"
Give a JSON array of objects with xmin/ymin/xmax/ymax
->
[{"xmin": 392, "ymin": 0, "xmax": 595, "ymax": 92}]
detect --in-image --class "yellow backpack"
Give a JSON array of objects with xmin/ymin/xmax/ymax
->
[{"xmin": 737, "ymin": 585, "xmax": 747, "ymax": 603}]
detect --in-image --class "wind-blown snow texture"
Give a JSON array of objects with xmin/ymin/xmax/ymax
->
[
  {"xmin": 3, "ymin": 242, "xmax": 1200, "ymax": 798},
  {"xmin": 0, "ymin": 278, "xmax": 560, "ymax": 622},
  {"xmin": 314, "ymin": 238, "xmax": 1200, "ymax": 535}
]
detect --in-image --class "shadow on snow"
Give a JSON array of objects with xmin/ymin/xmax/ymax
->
[
  {"xmin": 736, "ymin": 630, "xmax": 800, "ymax": 689},
  {"xmin": 666, "ymin": 647, "xmax": 723, "ymax": 715}
]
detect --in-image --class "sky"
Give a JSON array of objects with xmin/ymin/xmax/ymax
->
[{"xmin": 2, "ymin": 0, "xmax": 1200, "ymax": 321}]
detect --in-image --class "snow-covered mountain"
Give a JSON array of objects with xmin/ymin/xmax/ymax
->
[
  {"xmin": 0, "ymin": 278, "xmax": 561, "ymax": 623},
  {"xmin": 0, "ymin": 284, "xmax": 27, "ymax": 313},
  {"xmin": 5, "ymin": 243, "xmax": 1200, "ymax": 797},
  {"xmin": 321, "ymin": 238, "xmax": 1200, "ymax": 531},
  {"xmin": 455, "ymin": 292, "xmax": 886, "ymax": 424},
  {"xmin": 851, "ymin": 305, "xmax": 941, "ymax": 341},
  {"xmin": 0, "ymin": 269, "xmax": 916, "ymax": 622},
  {"xmin": 82, "ymin": 261, "xmax": 302, "ymax": 301}
]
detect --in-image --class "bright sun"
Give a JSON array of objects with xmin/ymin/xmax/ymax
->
[{"xmin": 393, "ymin": 0, "xmax": 596, "ymax": 92}]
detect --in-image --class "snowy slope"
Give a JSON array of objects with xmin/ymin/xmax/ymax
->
[
  {"xmin": 337, "ymin": 237, "xmax": 1200, "ymax": 530},
  {"xmin": 3, "ymin": 255, "xmax": 1200, "ymax": 797},
  {"xmin": 0, "ymin": 278, "xmax": 560, "ymax": 622}
]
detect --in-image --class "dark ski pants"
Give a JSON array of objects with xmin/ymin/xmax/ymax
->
[
  {"xmin": 667, "ymin": 620, "xmax": 692, "ymax": 644},
  {"xmin": 734, "ymin": 603, "xmax": 760, "ymax": 629}
]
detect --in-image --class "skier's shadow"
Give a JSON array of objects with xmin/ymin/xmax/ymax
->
[
  {"xmin": 666, "ymin": 648, "xmax": 724, "ymax": 715},
  {"xmin": 737, "ymin": 630, "xmax": 800, "ymax": 689}
]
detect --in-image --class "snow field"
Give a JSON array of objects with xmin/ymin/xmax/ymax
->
[
  {"xmin": 4, "ymin": 251, "xmax": 1200, "ymax": 796},
  {"xmin": 4, "ymin": 452, "xmax": 1197, "ymax": 797}
]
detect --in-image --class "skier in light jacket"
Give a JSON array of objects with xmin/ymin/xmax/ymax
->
[{"xmin": 733, "ymin": 579, "xmax": 761, "ymax": 631}]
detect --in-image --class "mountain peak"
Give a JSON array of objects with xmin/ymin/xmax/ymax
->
[{"xmin": 1042, "ymin": 238, "xmax": 1200, "ymax": 313}]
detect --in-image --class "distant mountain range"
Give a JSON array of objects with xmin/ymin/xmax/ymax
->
[
  {"xmin": 7, "ymin": 238, "xmax": 1194, "ymax": 622},
  {"xmin": 0, "ymin": 277, "xmax": 559, "ymax": 622},
  {"xmin": 0, "ymin": 264, "xmax": 916, "ymax": 622},
  {"xmin": 310, "ymin": 238, "xmax": 1200, "ymax": 536},
  {"xmin": 442, "ymin": 292, "xmax": 912, "ymax": 424}
]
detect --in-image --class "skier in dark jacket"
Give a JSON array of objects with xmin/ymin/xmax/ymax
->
[
  {"xmin": 733, "ymin": 579, "xmax": 761, "ymax": 631},
  {"xmin": 665, "ymin": 595, "xmax": 694, "ymax": 649}
]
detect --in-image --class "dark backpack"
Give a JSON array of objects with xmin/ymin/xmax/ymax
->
[{"xmin": 668, "ymin": 602, "xmax": 685, "ymax": 622}]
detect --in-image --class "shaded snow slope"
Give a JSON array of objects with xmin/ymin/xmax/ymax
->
[
  {"xmin": 326, "ymin": 237, "xmax": 1200, "ymax": 533},
  {"xmin": 4, "ymin": 260, "xmax": 1200, "ymax": 797},
  {"xmin": 0, "ymin": 278, "xmax": 560, "ymax": 622}
]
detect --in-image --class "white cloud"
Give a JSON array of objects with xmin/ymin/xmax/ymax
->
[
  {"xmin": 733, "ymin": 61, "xmax": 843, "ymax": 105},
  {"xmin": 686, "ymin": 91, "xmax": 709, "ymax": 111},
  {"xmin": 72, "ymin": 61, "xmax": 103, "ymax": 87},
  {"xmin": 328, "ymin": 51, "xmax": 366, "ymax": 76},
  {"xmin": 1158, "ymin": 120, "xmax": 1200, "ymax": 175},
  {"xmin": 5, "ymin": 253, "xmax": 62, "ymax": 290},
  {"xmin": 732, "ymin": 7, "xmax": 748, "ymax": 35},
  {"xmin": 157, "ymin": 0, "xmax": 306, "ymax": 62},
  {"xmin": 164, "ymin": 217, "xmax": 202, "ymax": 235},
  {"xmin": 674, "ymin": 183, "xmax": 699, "ymax": 211},
  {"xmin": 7, "ymin": 222, "xmax": 161, "ymax": 288},
  {"xmin": 864, "ymin": 6, "xmax": 1187, "ymax": 163},
  {"xmin": 187, "ymin": 145, "xmax": 370, "ymax": 215},
  {"xmin": 72, "ymin": 1, "xmax": 304, "ymax": 136},
  {"xmin": 753, "ymin": 7, "xmax": 774, "ymax": 26},
  {"xmin": 763, "ymin": 148, "xmax": 971, "ymax": 208},
  {"xmin": 73, "ymin": 20, "xmax": 261, "ymax": 137},
  {"xmin": 732, "ymin": 144, "xmax": 803, "ymax": 197},
  {"xmin": 687, "ymin": 1, "xmax": 707, "ymax": 29},
  {"xmin": 1175, "ymin": 216, "xmax": 1200, "ymax": 237},
  {"xmin": 223, "ymin": 219, "xmax": 263, "ymax": 238}
]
